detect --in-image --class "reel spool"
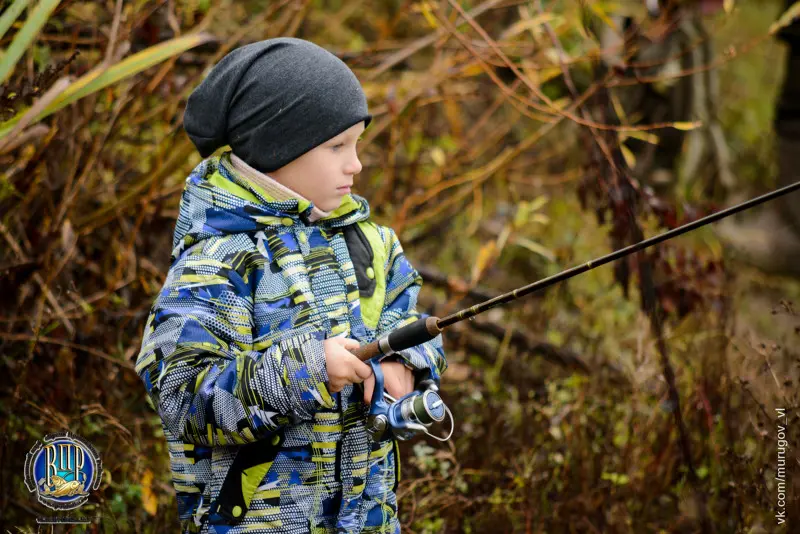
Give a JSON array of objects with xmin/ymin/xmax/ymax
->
[{"xmin": 364, "ymin": 358, "xmax": 453, "ymax": 443}]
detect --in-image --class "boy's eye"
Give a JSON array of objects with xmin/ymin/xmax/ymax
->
[{"xmin": 331, "ymin": 137, "xmax": 361, "ymax": 150}]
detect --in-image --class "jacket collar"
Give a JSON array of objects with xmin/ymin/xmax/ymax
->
[
  {"xmin": 216, "ymin": 151, "xmax": 369, "ymax": 227},
  {"xmin": 171, "ymin": 153, "xmax": 372, "ymax": 262},
  {"xmin": 228, "ymin": 152, "xmax": 333, "ymax": 222}
]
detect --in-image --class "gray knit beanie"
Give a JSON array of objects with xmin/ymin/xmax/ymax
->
[{"xmin": 183, "ymin": 37, "xmax": 372, "ymax": 173}]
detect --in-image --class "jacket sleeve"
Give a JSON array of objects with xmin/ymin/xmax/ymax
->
[
  {"xmin": 134, "ymin": 246, "xmax": 334, "ymax": 447},
  {"xmin": 374, "ymin": 228, "xmax": 447, "ymax": 383}
]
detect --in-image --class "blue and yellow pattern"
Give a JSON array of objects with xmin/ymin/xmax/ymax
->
[{"xmin": 135, "ymin": 152, "xmax": 447, "ymax": 533}]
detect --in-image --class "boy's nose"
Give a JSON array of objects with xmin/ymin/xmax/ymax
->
[{"xmin": 347, "ymin": 153, "xmax": 363, "ymax": 175}]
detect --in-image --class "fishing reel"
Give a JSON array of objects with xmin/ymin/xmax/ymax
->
[{"xmin": 364, "ymin": 358, "xmax": 454, "ymax": 443}]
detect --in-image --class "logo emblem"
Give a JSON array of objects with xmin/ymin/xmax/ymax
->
[{"xmin": 24, "ymin": 431, "xmax": 102, "ymax": 510}]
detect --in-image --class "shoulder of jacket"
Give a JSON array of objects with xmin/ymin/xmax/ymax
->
[
  {"xmin": 355, "ymin": 221, "xmax": 396, "ymax": 252},
  {"xmin": 171, "ymin": 234, "xmax": 261, "ymax": 282}
]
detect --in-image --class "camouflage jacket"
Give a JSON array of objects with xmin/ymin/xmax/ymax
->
[{"xmin": 135, "ymin": 151, "xmax": 447, "ymax": 533}]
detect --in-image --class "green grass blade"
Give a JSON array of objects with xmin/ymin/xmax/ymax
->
[
  {"xmin": 0, "ymin": 0, "xmax": 32, "ymax": 42},
  {"xmin": 0, "ymin": 31, "xmax": 215, "ymax": 140},
  {"xmin": 0, "ymin": 0, "xmax": 61, "ymax": 85}
]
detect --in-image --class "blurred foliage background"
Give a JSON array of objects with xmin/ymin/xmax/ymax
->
[{"xmin": 1, "ymin": 0, "xmax": 799, "ymax": 532}]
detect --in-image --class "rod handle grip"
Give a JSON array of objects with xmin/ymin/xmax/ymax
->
[{"xmin": 351, "ymin": 317, "xmax": 441, "ymax": 362}]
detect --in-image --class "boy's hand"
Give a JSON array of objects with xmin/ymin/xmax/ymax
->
[
  {"xmin": 362, "ymin": 360, "xmax": 414, "ymax": 405},
  {"xmin": 323, "ymin": 337, "xmax": 372, "ymax": 393}
]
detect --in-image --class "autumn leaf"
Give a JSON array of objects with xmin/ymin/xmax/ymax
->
[
  {"xmin": 671, "ymin": 121, "xmax": 703, "ymax": 131},
  {"xmin": 430, "ymin": 146, "xmax": 446, "ymax": 167},
  {"xmin": 141, "ymin": 468, "xmax": 158, "ymax": 516},
  {"xmin": 620, "ymin": 143, "xmax": 636, "ymax": 169},
  {"xmin": 471, "ymin": 241, "xmax": 497, "ymax": 285}
]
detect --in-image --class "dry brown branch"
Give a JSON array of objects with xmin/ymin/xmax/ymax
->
[{"xmin": 0, "ymin": 332, "xmax": 135, "ymax": 370}]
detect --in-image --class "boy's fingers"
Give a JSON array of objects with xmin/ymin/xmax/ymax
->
[
  {"xmin": 381, "ymin": 368, "xmax": 397, "ymax": 398},
  {"xmin": 388, "ymin": 370, "xmax": 402, "ymax": 391},
  {"xmin": 381, "ymin": 363, "xmax": 414, "ymax": 398},
  {"xmin": 363, "ymin": 375, "xmax": 374, "ymax": 404},
  {"xmin": 343, "ymin": 339, "xmax": 361, "ymax": 351},
  {"xmin": 349, "ymin": 357, "xmax": 372, "ymax": 381},
  {"xmin": 348, "ymin": 371, "xmax": 365, "ymax": 385},
  {"xmin": 330, "ymin": 336, "xmax": 359, "ymax": 347},
  {"xmin": 344, "ymin": 360, "xmax": 368, "ymax": 385}
]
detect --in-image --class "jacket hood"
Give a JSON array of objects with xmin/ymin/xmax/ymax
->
[{"xmin": 171, "ymin": 151, "xmax": 371, "ymax": 262}]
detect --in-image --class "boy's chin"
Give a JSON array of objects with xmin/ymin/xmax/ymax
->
[
  {"xmin": 313, "ymin": 201, "xmax": 335, "ymax": 212},
  {"xmin": 320, "ymin": 196, "xmax": 347, "ymax": 211}
]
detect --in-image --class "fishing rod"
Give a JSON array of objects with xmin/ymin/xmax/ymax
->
[{"xmin": 352, "ymin": 180, "xmax": 800, "ymax": 363}]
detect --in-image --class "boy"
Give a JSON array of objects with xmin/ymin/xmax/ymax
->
[{"xmin": 134, "ymin": 37, "xmax": 447, "ymax": 533}]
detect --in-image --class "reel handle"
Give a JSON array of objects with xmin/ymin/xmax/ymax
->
[{"xmin": 365, "ymin": 360, "xmax": 392, "ymax": 442}]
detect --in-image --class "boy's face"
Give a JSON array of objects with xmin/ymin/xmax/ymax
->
[{"xmin": 269, "ymin": 121, "xmax": 366, "ymax": 212}]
